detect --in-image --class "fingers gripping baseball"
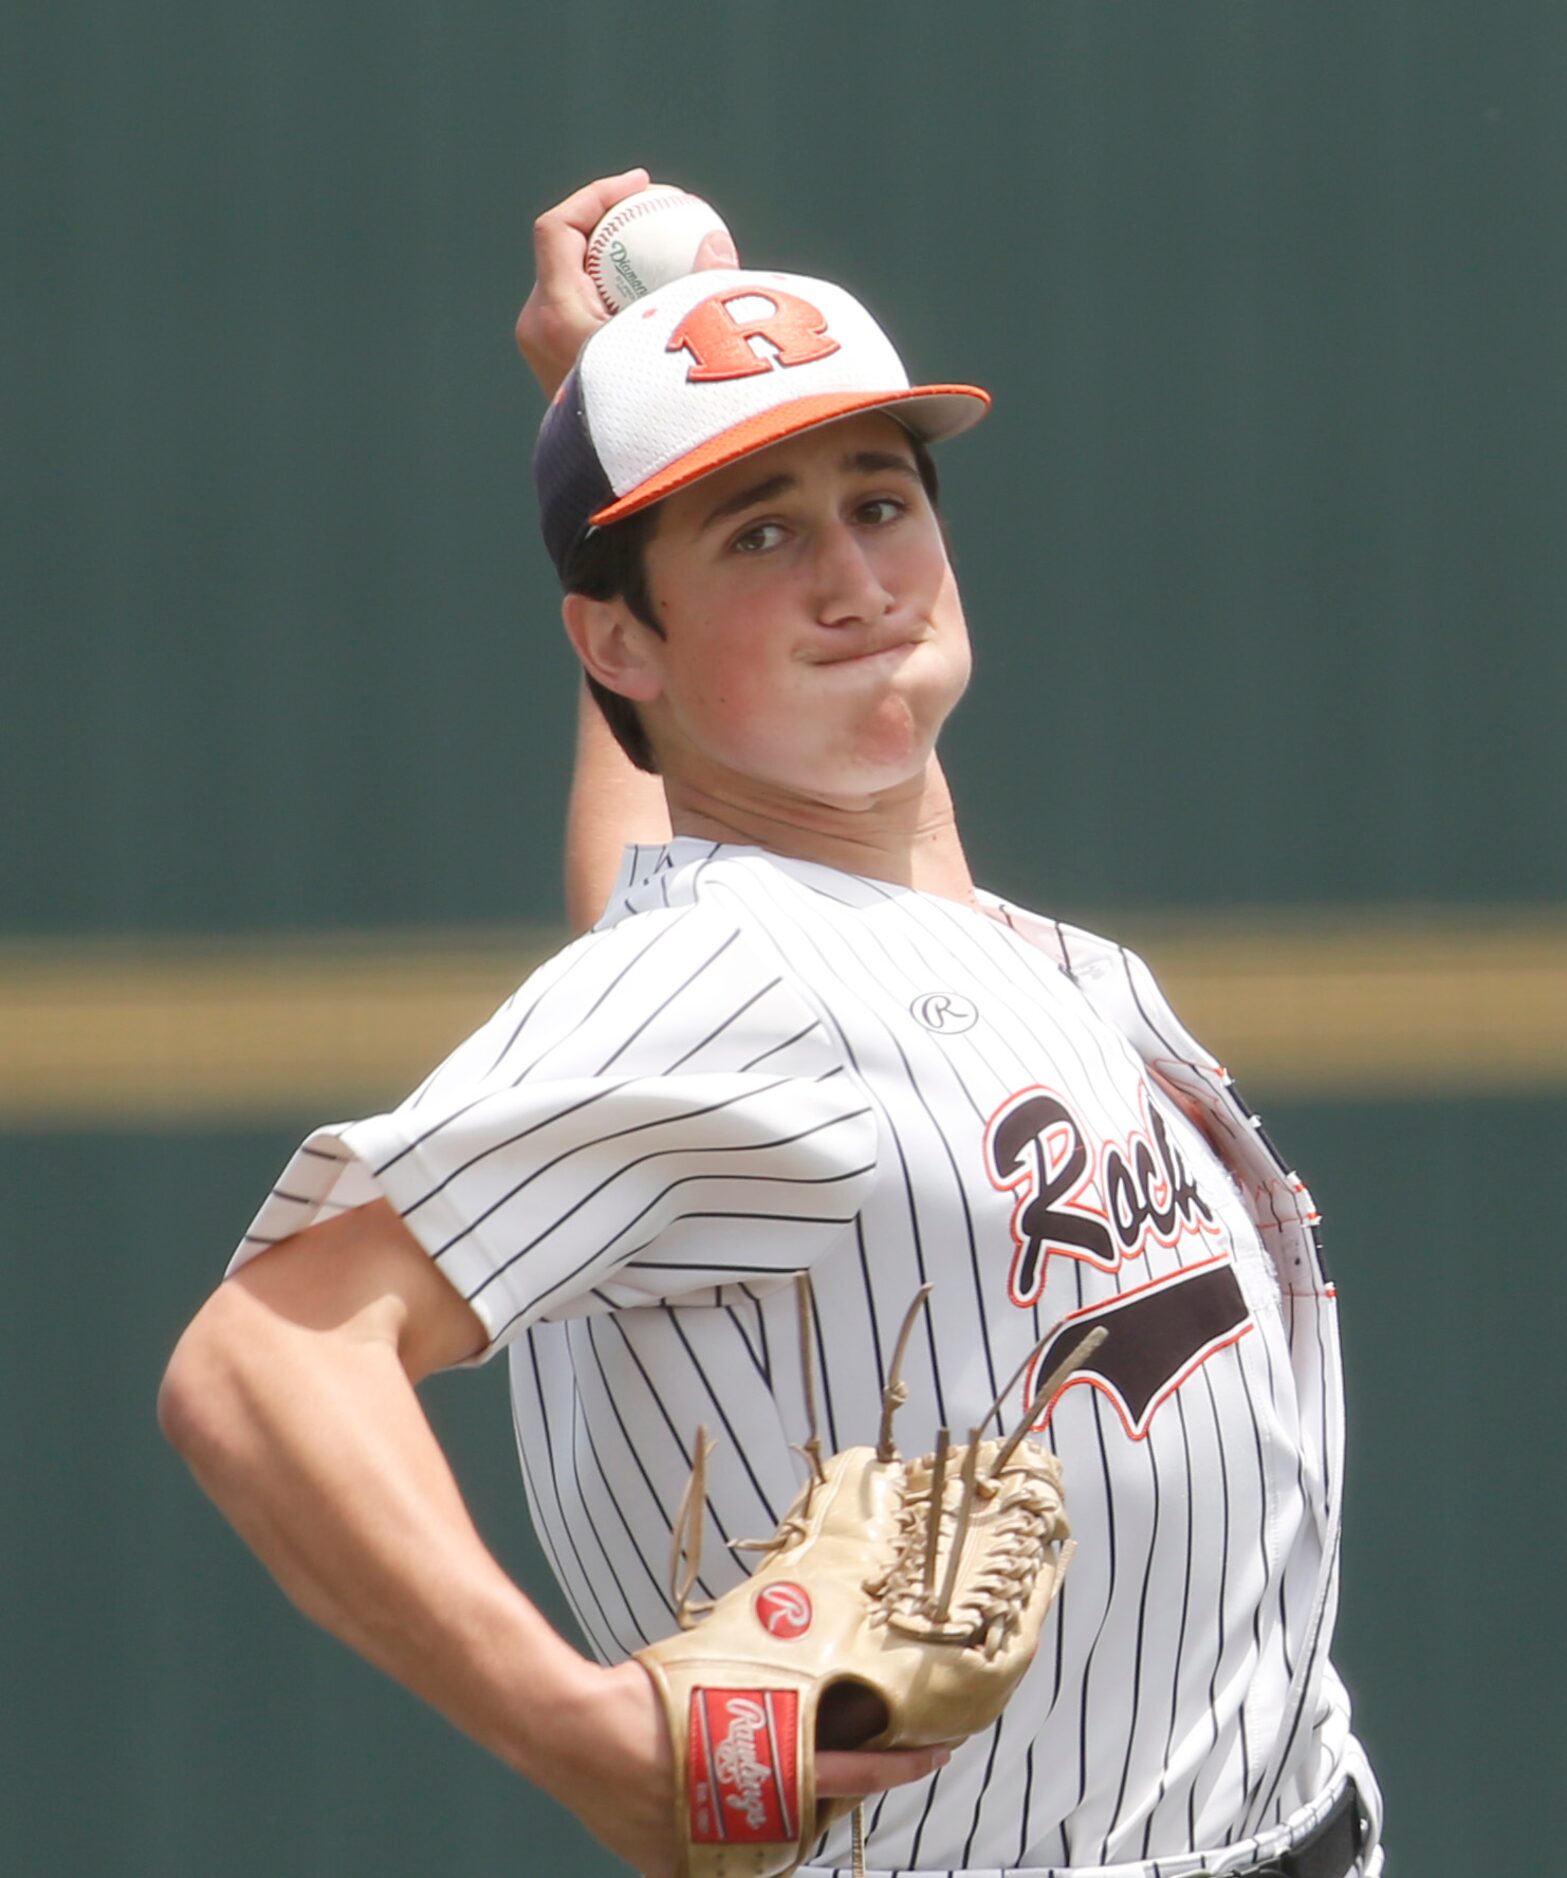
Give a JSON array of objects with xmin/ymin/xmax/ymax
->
[
  {"xmin": 516, "ymin": 169, "xmax": 738, "ymax": 399},
  {"xmin": 516, "ymin": 167, "xmax": 648, "ymax": 399},
  {"xmin": 693, "ymin": 225, "xmax": 740, "ymax": 272}
]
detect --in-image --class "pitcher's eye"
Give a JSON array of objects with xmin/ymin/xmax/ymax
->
[
  {"xmin": 731, "ymin": 520, "xmax": 787, "ymax": 555},
  {"xmin": 856, "ymin": 496, "xmax": 906, "ymax": 526}
]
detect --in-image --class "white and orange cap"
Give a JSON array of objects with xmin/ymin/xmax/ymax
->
[{"xmin": 535, "ymin": 268, "xmax": 990, "ymax": 579}]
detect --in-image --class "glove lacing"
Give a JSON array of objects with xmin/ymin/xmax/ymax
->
[{"xmin": 661, "ymin": 1282, "xmax": 1103, "ymax": 1878}]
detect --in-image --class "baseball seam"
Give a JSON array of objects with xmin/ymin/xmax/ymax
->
[{"xmin": 585, "ymin": 191, "xmax": 701, "ymax": 307}]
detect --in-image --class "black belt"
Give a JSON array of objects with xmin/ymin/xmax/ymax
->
[{"xmin": 1231, "ymin": 1780, "xmax": 1365, "ymax": 1878}]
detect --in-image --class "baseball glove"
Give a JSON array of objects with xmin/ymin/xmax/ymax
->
[{"xmin": 636, "ymin": 1284, "xmax": 1102, "ymax": 1878}]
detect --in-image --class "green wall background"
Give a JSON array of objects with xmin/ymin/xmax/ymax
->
[
  {"xmin": 6, "ymin": 3, "xmax": 1565, "ymax": 1871},
  {"xmin": 10, "ymin": 0, "xmax": 1565, "ymax": 932}
]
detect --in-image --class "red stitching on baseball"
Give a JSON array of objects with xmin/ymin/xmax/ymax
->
[{"xmin": 586, "ymin": 191, "xmax": 700, "ymax": 301}]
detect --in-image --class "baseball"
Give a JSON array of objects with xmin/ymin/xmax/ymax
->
[{"xmin": 585, "ymin": 184, "xmax": 734, "ymax": 313}]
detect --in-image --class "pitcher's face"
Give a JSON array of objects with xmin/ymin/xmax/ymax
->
[{"xmin": 630, "ymin": 412, "xmax": 971, "ymax": 808}]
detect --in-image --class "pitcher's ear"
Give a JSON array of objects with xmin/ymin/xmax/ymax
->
[{"xmin": 561, "ymin": 594, "xmax": 663, "ymax": 702}]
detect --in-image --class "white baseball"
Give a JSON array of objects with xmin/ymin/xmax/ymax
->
[{"xmin": 585, "ymin": 185, "xmax": 734, "ymax": 313}]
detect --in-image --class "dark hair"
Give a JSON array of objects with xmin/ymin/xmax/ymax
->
[
  {"xmin": 563, "ymin": 429, "xmax": 943, "ymax": 775},
  {"xmin": 564, "ymin": 503, "xmax": 666, "ymax": 772}
]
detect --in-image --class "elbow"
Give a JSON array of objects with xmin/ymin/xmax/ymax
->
[
  {"xmin": 157, "ymin": 1285, "xmax": 248, "ymax": 1472},
  {"xmin": 156, "ymin": 1337, "xmax": 204, "ymax": 1462}
]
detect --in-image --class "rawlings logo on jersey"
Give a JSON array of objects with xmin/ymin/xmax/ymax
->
[
  {"xmin": 668, "ymin": 286, "xmax": 842, "ymax": 382},
  {"xmin": 985, "ymin": 1083, "xmax": 1251, "ymax": 1439},
  {"xmin": 910, "ymin": 991, "xmax": 978, "ymax": 1033}
]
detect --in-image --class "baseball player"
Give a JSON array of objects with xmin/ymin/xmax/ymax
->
[{"xmin": 160, "ymin": 171, "xmax": 1383, "ymax": 1877}]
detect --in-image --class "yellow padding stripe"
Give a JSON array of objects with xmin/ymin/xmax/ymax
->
[
  {"xmin": 0, "ymin": 932, "xmax": 554, "ymax": 1129},
  {"xmin": 1, "ymin": 911, "xmax": 1563, "ymax": 1127},
  {"xmin": 1137, "ymin": 910, "xmax": 1567, "ymax": 1098}
]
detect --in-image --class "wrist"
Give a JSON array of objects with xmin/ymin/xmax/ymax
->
[
  {"xmin": 512, "ymin": 1652, "xmax": 665, "ymax": 1815},
  {"xmin": 485, "ymin": 1622, "xmax": 603, "ymax": 1783}
]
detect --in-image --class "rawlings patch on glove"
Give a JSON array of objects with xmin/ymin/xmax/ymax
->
[{"xmin": 636, "ymin": 1283, "xmax": 1103, "ymax": 1878}]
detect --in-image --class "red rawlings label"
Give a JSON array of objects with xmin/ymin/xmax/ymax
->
[
  {"xmin": 753, "ymin": 1582, "xmax": 813, "ymax": 1640},
  {"xmin": 687, "ymin": 1688, "xmax": 800, "ymax": 1846}
]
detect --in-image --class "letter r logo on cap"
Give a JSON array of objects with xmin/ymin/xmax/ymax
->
[{"xmin": 669, "ymin": 287, "xmax": 842, "ymax": 382}]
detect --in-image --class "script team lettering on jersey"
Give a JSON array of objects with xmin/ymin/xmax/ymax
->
[
  {"xmin": 986, "ymin": 1080, "xmax": 1220, "ymax": 1300},
  {"xmin": 985, "ymin": 1080, "xmax": 1253, "ymax": 1439}
]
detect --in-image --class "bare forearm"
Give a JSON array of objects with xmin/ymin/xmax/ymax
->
[
  {"xmin": 566, "ymin": 680, "xmax": 671, "ymax": 933},
  {"xmin": 162, "ymin": 1200, "xmax": 681, "ymax": 1871},
  {"xmin": 163, "ymin": 1201, "xmax": 955, "ymax": 1875},
  {"xmin": 160, "ymin": 1281, "xmax": 588, "ymax": 1786}
]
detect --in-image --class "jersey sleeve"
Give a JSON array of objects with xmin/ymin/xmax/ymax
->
[{"xmin": 228, "ymin": 906, "xmax": 877, "ymax": 1358}]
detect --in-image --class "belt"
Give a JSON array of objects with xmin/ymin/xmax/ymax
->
[{"xmin": 1223, "ymin": 1780, "xmax": 1366, "ymax": 1878}]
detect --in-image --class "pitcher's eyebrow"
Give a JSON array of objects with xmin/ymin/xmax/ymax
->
[
  {"xmin": 697, "ymin": 449, "xmax": 921, "ymax": 535},
  {"xmin": 843, "ymin": 450, "xmax": 922, "ymax": 483},
  {"xmin": 699, "ymin": 473, "xmax": 796, "ymax": 534}
]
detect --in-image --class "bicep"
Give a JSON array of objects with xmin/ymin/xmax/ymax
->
[{"xmin": 230, "ymin": 1199, "xmax": 487, "ymax": 1382}]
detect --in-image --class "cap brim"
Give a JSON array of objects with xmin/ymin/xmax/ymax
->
[{"xmin": 587, "ymin": 384, "xmax": 990, "ymax": 530}]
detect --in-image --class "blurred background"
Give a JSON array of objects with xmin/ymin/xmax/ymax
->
[{"xmin": 5, "ymin": 1, "xmax": 1564, "ymax": 1869}]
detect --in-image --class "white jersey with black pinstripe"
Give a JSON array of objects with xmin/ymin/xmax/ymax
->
[{"xmin": 234, "ymin": 840, "xmax": 1382, "ymax": 1877}]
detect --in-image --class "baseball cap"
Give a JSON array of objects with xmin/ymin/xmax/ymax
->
[{"xmin": 534, "ymin": 268, "xmax": 990, "ymax": 579}]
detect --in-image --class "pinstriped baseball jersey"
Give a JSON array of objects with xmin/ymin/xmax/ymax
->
[{"xmin": 233, "ymin": 840, "xmax": 1382, "ymax": 1877}]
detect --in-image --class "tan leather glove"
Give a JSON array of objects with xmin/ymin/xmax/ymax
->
[{"xmin": 637, "ymin": 1427, "xmax": 1074, "ymax": 1878}]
